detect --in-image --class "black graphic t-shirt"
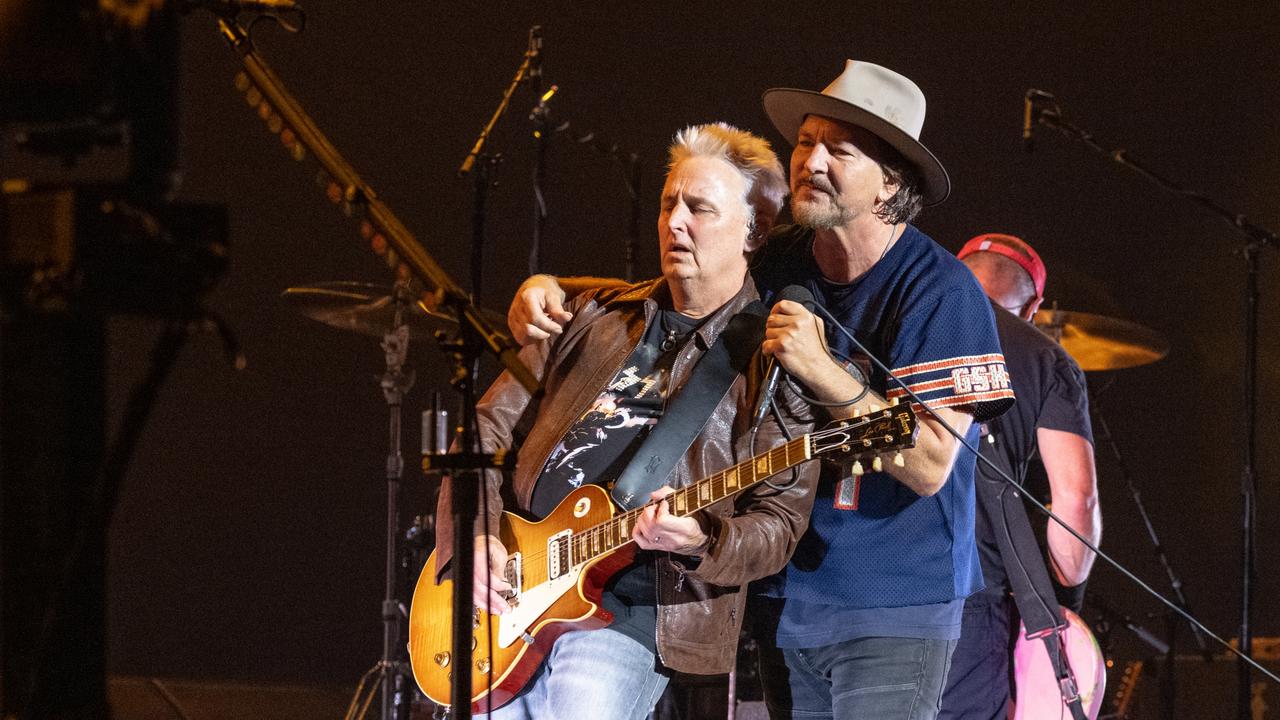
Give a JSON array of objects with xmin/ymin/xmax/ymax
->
[
  {"xmin": 528, "ymin": 306, "xmax": 701, "ymax": 653},
  {"xmin": 975, "ymin": 303, "xmax": 1092, "ymax": 606},
  {"xmin": 529, "ymin": 308, "xmax": 700, "ymax": 518}
]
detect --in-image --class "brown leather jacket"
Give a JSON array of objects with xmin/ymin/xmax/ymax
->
[{"xmin": 434, "ymin": 275, "xmax": 818, "ymax": 674}]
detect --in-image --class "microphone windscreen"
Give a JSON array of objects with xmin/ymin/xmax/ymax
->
[{"xmin": 775, "ymin": 284, "xmax": 815, "ymax": 310}]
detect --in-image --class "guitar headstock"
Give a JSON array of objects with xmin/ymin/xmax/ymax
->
[{"xmin": 810, "ymin": 403, "xmax": 918, "ymax": 464}]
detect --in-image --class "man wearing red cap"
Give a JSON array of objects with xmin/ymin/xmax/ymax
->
[{"xmin": 940, "ymin": 233, "xmax": 1101, "ymax": 719}]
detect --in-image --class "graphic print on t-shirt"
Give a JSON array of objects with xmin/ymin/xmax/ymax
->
[
  {"xmin": 529, "ymin": 308, "xmax": 699, "ymax": 520},
  {"xmin": 539, "ymin": 362, "xmax": 666, "ymax": 492}
]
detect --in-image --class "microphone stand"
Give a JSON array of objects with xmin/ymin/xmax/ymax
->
[
  {"xmin": 1031, "ymin": 95, "xmax": 1276, "ymax": 719},
  {"xmin": 459, "ymin": 26, "xmax": 541, "ymax": 295},
  {"xmin": 1034, "ymin": 96, "xmax": 1274, "ymax": 717},
  {"xmin": 1090, "ymin": 378, "xmax": 1209, "ymax": 720},
  {"xmin": 450, "ymin": 28, "xmax": 545, "ymax": 719},
  {"xmin": 526, "ymin": 62, "xmax": 643, "ymax": 280},
  {"xmin": 527, "ymin": 27, "xmax": 549, "ymax": 275},
  {"xmin": 211, "ymin": 18, "xmax": 541, "ymax": 720},
  {"xmin": 378, "ymin": 285, "xmax": 414, "ymax": 720}
]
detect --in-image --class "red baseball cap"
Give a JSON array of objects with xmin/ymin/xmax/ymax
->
[{"xmin": 957, "ymin": 233, "xmax": 1046, "ymax": 299}]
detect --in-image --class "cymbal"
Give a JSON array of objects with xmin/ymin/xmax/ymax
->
[
  {"xmin": 281, "ymin": 281, "xmax": 506, "ymax": 339},
  {"xmin": 1033, "ymin": 308, "xmax": 1169, "ymax": 371}
]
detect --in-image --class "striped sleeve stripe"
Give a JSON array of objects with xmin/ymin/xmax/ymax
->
[
  {"xmin": 892, "ymin": 353, "xmax": 1007, "ymax": 379},
  {"xmin": 886, "ymin": 378, "xmax": 955, "ymax": 397},
  {"xmin": 903, "ymin": 388, "xmax": 1016, "ymax": 414}
]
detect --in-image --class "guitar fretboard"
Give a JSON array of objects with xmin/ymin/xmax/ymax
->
[{"xmin": 566, "ymin": 434, "xmax": 812, "ymax": 567}]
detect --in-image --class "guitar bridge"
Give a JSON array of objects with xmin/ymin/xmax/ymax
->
[{"xmin": 547, "ymin": 530, "xmax": 572, "ymax": 580}]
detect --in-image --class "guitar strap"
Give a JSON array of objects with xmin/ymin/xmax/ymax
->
[
  {"xmin": 610, "ymin": 301, "xmax": 767, "ymax": 510},
  {"xmin": 974, "ymin": 446, "xmax": 1089, "ymax": 720}
]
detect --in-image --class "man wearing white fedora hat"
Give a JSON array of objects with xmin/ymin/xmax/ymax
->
[
  {"xmin": 743, "ymin": 59, "xmax": 1013, "ymax": 720},
  {"xmin": 505, "ymin": 61, "xmax": 1013, "ymax": 719}
]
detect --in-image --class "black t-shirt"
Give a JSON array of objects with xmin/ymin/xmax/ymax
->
[
  {"xmin": 975, "ymin": 303, "xmax": 1092, "ymax": 600},
  {"xmin": 528, "ymin": 306, "xmax": 701, "ymax": 653}
]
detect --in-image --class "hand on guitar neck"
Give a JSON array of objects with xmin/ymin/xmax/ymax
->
[
  {"xmin": 475, "ymin": 534, "xmax": 515, "ymax": 616},
  {"xmin": 632, "ymin": 486, "xmax": 712, "ymax": 556}
]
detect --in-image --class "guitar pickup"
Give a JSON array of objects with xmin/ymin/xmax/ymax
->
[
  {"xmin": 547, "ymin": 530, "xmax": 572, "ymax": 580},
  {"xmin": 503, "ymin": 553, "xmax": 522, "ymax": 606}
]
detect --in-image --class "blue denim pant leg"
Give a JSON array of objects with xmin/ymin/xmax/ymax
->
[
  {"xmin": 485, "ymin": 627, "xmax": 670, "ymax": 720},
  {"xmin": 938, "ymin": 593, "xmax": 1013, "ymax": 720},
  {"xmin": 759, "ymin": 636, "xmax": 957, "ymax": 720}
]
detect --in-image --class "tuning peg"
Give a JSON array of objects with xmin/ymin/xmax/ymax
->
[
  {"xmin": 871, "ymin": 456, "xmax": 883, "ymax": 472},
  {"xmin": 987, "ymin": 434, "xmax": 996, "ymax": 445},
  {"xmin": 850, "ymin": 407, "xmax": 860, "ymax": 418},
  {"xmin": 851, "ymin": 460, "xmax": 864, "ymax": 475},
  {"xmin": 869, "ymin": 403, "xmax": 881, "ymax": 413},
  {"xmin": 893, "ymin": 452, "xmax": 905, "ymax": 467},
  {"xmin": 889, "ymin": 396, "xmax": 899, "ymax": 406}
]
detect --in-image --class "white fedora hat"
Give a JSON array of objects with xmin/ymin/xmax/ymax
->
[{"xmin": 762, "ymin": 60, "xmax": 950, "ymax": 205}]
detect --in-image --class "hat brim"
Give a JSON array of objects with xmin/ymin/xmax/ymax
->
[{"xmin": 762, "ymin": 88, "xmax": 951, "ymax": 206}]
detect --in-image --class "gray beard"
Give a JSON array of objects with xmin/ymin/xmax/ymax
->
[{"xmin": 792, "ymin": 197, "xmax": 854, "ymax": 230}]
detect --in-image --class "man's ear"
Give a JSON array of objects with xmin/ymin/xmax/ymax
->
[
  {"xmin": 745, "ymin": 216, "xmax": 773, "ymax": 252},
  {"xmin": 1022, "ymin": 295, "xmax": 1044, "ymax": 322},
  {"xmin": 876, "ymin": 172, "xmax": 900, "ymax": 205}
]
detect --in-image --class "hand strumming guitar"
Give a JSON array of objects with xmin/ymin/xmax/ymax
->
[{"xmin": 474, "ymin": 534, "xmax": 513, "ymax": 615}]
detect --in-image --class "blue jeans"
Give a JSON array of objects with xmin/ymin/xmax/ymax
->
[
  {"xmin": 485, "ymin": 627, "xmax": 669, "ymax": 720},
  {"xmin": 758, "ymin": 635, "xmax": 957, "ymax": 720}
]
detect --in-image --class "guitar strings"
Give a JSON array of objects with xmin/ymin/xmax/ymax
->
[{"xmin": 498, "ymin": 432, "xmax": 832, "ymax": 584}]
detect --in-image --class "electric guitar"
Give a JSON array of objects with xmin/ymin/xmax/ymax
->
[
  {"xmin": 1012, "ymin": 607, "xmax": 1107, "ymax": 719},
  {"xmin": 407, "ymin": 406, "xmax": 919, "ymax": 712}
]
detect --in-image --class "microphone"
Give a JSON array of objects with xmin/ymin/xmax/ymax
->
[
  {"xmin": 751, "ymin": 285, "xmax": 816, "ymax": 429},
  {"xmin": 527, "ymin": 25, "xmax": 544, "ymax": 80},
  {"xmin": 1022, "ymin": 89, "xmax": 1054, "ymax": 153},
  {"xmin": 422, "ymin": 392, "xmax": 449, "ymax": 457}
]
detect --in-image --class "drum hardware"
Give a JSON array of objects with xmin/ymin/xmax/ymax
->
[
  {"xmin": 1032, "ymin": 306, "xmax": 1169, "ymax": 372},
  {"xmin": 280, "ymin": 282, "xmax": 505, "ymax": 339},
  {"xmin": 1028, "ymin": 92, "xmax": 1278, "ymax": 718},
  {"xmin": 1034, "ymin": 299, "xmax": 1208, "ymax": 717}
]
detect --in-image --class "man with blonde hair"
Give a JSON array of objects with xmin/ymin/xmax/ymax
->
[
  {"xmin": 509, "ymin": 62, "xmax": 1014, "ymax": 720},
  {"xmin": 435, "ymin": 122, "xmax": 819, "ymax": 719}
]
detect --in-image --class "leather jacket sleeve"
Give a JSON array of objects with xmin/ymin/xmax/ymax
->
[
  {"xmin": 687, "ymin": 353, "xmax": 820, "ymax": 587},
  {"xmin": 431, "ymin": 335, "xmax": 549, "ymax": 576}
]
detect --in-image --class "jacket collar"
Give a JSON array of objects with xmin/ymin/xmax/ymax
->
[{"xmin": 605, "ymin": 274, "xmax": 761, "ymax": 351}]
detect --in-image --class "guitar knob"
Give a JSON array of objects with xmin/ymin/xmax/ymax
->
[
  {"xmin": 434, "ymin": 652, "xmax": 451, "ymax": 668},
  {"xmin": 477, "ymin": 658, "xmax": 491, "ymax": 673}
]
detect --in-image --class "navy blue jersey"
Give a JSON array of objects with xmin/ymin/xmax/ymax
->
[{"xmin": 752, "ymin": 224, "xmax": 1013, "ymax": 643}]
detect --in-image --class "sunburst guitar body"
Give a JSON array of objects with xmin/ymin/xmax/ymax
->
[{"xmin": 408, "ymin": 407, "xmax": 919, "ymax": 712}]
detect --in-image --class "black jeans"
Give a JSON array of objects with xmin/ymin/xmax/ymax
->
[{"xmin": 937, "ymin": 593, "xmax": 1014, "ymax": 720}]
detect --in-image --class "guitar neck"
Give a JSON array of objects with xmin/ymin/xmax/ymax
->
[{"xmin": 568, "ymin": 434, "xmax": 813, "ymax": 566}]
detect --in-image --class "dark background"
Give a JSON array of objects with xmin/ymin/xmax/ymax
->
[{"xmin": 59, "ymin": 0, "xmax": 1280, "ymax": 687}]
